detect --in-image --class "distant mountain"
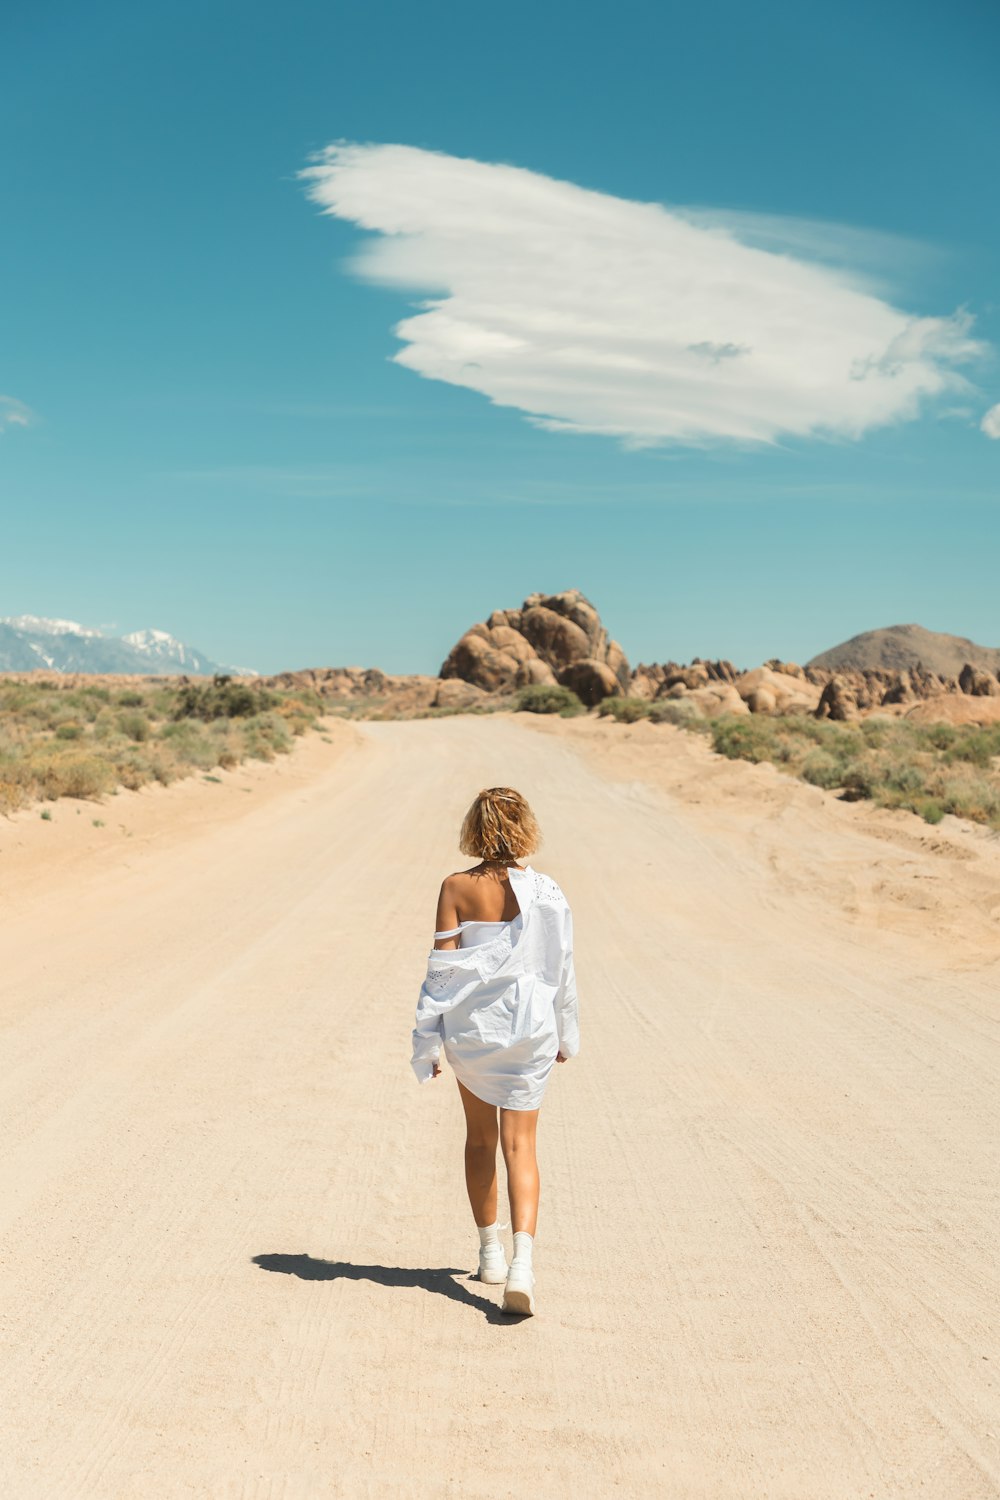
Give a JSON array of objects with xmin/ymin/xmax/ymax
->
[
  {"xmin": 807, "ymin": 624, "xmax": 1000, "ymax": 677},
  {"xmin": 0, "ymin": 616, "xmax": 256, "ymax": 676}
]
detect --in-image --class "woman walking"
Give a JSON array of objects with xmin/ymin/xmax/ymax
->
[{"xmin": 411, "ymin": 786, "xmax": 580, "ymax": 1317}]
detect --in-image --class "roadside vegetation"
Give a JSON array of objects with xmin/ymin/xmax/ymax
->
[
  {"xmin": 0, "ymin": 677, "xmax": 322, "ymax": 814},
  {"xmin": 514, "ymin": 683, "xmax": 586, "ymax": 716},
  {"xmin": 597, "ymin": 697, "xmax": 1000, "ymax": 830}
]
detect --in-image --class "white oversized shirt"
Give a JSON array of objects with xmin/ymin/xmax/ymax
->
[{"xmin": 411, "ymin": 866, "xmax": 580, "ymax": 1107}]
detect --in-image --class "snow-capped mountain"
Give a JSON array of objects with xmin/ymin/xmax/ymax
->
[{"xmin": 0, "ymin": 617, "xmax": 256, "ymax": 676}]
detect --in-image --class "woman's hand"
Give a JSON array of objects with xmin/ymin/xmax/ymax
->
[
  {"xmin": 556, "ymin": 1051, "xmax": 567, "ymax": 1064},
  {"xmin": 432, "ymin": 1062, "xmax": 442, "ymax": 1078}
]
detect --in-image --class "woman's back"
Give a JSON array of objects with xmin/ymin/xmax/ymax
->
[{"xmin": 433, "ymin": 864, "xmax": 525, "ymax": 948}]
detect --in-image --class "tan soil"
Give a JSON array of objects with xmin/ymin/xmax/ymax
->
[{"xmin": 1, "ymin": 712, "xmax": 997, "ymax": 1498}]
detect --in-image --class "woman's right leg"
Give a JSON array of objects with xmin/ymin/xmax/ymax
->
[{"xmin": 456, "ymin": 1079, "xmax": 500, "ymax": 1227}]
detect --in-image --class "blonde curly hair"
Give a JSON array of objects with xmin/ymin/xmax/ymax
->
[{"xmin": 459, "ymin": 786, "xmax": 541, "ymax": 862}]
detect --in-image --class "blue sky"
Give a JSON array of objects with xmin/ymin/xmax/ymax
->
[{"xmin": 1, "ymin": 0, "xmax": 997, "ymax": 674}]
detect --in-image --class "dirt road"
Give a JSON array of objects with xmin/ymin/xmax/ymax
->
[{"xmin": 1, "ymin": 714, "xmax": 997, "ymax": 1498}]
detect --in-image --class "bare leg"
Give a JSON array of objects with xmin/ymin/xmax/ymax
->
[
  {"xmin": 456, "ymin": 1079, "xmax": 500, "ymax": 1227},
  {"xmin": 499, "ymin": 1107, "xmax": 540, "ymax": 1235}
]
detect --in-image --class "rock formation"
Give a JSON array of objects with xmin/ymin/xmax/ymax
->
[
  {"xmin": 958, "ymin": 663, "xmax": 1000, "ymax": 697},
  {"xmin": 440, "ymin": 590, "xmax": 630, "ymax": 706}
]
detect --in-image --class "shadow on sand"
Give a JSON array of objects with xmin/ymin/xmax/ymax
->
[{"xmin": 252, "ymin": 1253, "xmax": 517, "ymax": 1324}]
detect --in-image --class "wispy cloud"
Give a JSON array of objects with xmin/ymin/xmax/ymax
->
[
  {"xmin": 301, "ymin": 143, "xmax": 987, "ymax": 449},
  {"xmin": 0, "ymin": 395, "xmax": 35, "ymax": 434},
  {"xmin": 981, "ymin": 403, "xmax": 1000, "ymax": 439}
]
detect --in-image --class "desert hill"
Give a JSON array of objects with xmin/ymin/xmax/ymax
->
[{"xmin": 807, "ymin": 623, "xmax": 1000, "ymax": 677}]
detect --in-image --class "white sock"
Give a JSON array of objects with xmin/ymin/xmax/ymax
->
[
  {"xmin": 511, "ymin": 1230, "xmax": 533, "ymax": 1266},
  {"xmin": 477, "ymin": 1221, "xmax": 500, "ymax": 1248}
]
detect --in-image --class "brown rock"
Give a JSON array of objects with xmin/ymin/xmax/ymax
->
[
  {"xmin": 958, "ymin": 663, "xmax": 1000, "ymax": 696},
  {"xmin": 440, "ymin": 632, "xmax": 522, "ymax": 693},
  {"xmin": 815, "ymin": 676, "xmax": 859, "ymax": 721},
  {"xmin": 747, "ymin": 687, "xmax": 777, "ymax": 714},
  {"xmin": 520, "ymin": 606, "xmax": 592, "ymax": 670},
  {"xmin": 735, "ymin": 667, "xmax": 821, "ymax": 714},
  {"xmin": 439, "ymin": 588, "xmax": 629, "ymax": 696},
  {"xmin": 881, "ymin": 670, "xmax": 916, "ymax": 706},
  {"xmin": 685, "ymin": 684, "xmax": 750, "ymax": 717},
  {"xmin": 606, "ymin": 639, "xmax": 631, "ymax": 691},
  {"xmin": 557, "ymin": 659, "xmax": 622, "ymax": 706},
  {"xmin": 432, "ymin": 679, "xmax": 491, "ymax": 710}
]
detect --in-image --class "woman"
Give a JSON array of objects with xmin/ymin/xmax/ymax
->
[{"xmin": 411, "ymin": 786, "xmax": 580, "ymax": 1317}]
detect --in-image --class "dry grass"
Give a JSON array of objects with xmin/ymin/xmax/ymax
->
[
  {"xmin": 703, "ymin": 714, "xmax": 1000, "ymax": 828},
  {"xmin": 596, "ymin": 696, "xmax": 1000, "ymax": 829},
  {"xmin": 0, "ymin": 678, "xmax": 322, "ymax": 814}
]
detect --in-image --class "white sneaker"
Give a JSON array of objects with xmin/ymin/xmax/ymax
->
[
  {"xmin": 478, "ymin": 1241, "xmax": 509, "ymax": 1284},
  {"xmin": 502, "ymin": 1260, "xmax": 535, "ymax": 1316}
]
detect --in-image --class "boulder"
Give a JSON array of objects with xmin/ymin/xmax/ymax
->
[
  {"xmin": 881, "ymin": 670, "xmax": 916, "ymax": 706},
  {"xmin": 735, "ymin": 666, "xmax": 821, "ymax": 714},
  {"xmin": 520, "ymin": 605, "xmax": 592, "ymax": 670},
  {"xmin": 815, "ymin": 676, "xmax": 860, "ymax": 721},
  {"xmin": 747, "ymin": 687, "xmax": 777, "ymax": 714},
  {"xmin": 606, "ymin": 639, "xmax": 632, "ymax": 691},
  {"xmin": 432, "ymin": 679, "xmax": 492, "ymax": 710},
  {"xmin": 558, "ymin": 658, "xmax": 622, "ymax": 706},
  {"xmin": 685, "ymin": 683, "xmax": 750, "ymax": 717},
  {"xmin": 440, "ymin": 632, "xmax": 522, "ymax": 693},
  {"xmin": 439, "ymin": 588, "xmax": 629, "ymax": 696},
  {"xmin": 515, "ymin": 657, "xmax": 558, "ymax": 688},
  {"xmin": 958, "ymin": 662, "xmax": 1000, "ymax": 696}
]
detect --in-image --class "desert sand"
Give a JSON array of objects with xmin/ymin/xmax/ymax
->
[{"xmin": 1, "ymin": 713, "xmax": 998, "ymax": 1499}]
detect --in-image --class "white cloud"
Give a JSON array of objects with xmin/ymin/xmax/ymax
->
[
  {"xmin": 0, "ymin": 395, "xmax": 34, "ymax": 434},
  {"xmin": 981, "ymin": 403, "xmax": 1000, "ymax": 439},
  {"xmin": 300, "ymin": 143, "xmax": 987, "ymax": 448}
]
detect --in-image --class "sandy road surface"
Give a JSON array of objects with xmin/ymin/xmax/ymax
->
[{"xmin": 1, "ymin": 714, "xmax": 998, "ymax": 1499}]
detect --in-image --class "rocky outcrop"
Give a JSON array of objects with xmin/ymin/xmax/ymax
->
[
  {"xmin": 958, "ymin": 663, "xmax": 1000, "ymax": 696},
  {"xmin": 815, "ymin": 676, "xmax": 860, "ymax": 722},
  {"xmin": 734, "ymin": 666, "xmax": 821, "ymax": 716},
  {"xmin": 629, "ymin": 659, "xmax": 738, "ymax": 700},
  {"xmin": 440, "ymin": 589, "xmax": 630, "ymax": 705},
  {"xmin": 806, "ymin": 665, "xmax": 952, "ymax": 713}
]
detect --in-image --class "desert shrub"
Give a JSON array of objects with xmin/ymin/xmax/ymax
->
[
  {"xmin": 918, "ymin": 723, "xmax": 957, "ymax": 752},
  {"xmin": 515, "ymin": 684, "xmax": 585, "ymax": 716},
  {"xmin": 117, "ymin": 691, "xmax": 145, "ymax": 707},
  {"xmin": 711, "ymin": 718, "xmax": 780, "ymax": 764},
  {"xmin": 39, "ymin": 754, "xmax": 115, "ymax": 801},
  {"xmin": 883, "ymin": 762, "xmax": 926, "ymax": 795},
  {"xmin": 839, "ymin": 758, "xmax": 879, "ymax": 800},
  {"xmin": 801, "ymin": 750, "xmax": 844, "ymax": 790},
  {"xmin": 117, "ymin": 711, "xmax": 151, "ymax": 742},
  {"xmin": 598, "ymin": 696, "xmax": 651, "ymax": 723},
  {"xmin": 937, "ymin": 773, "xmax": 1000, "ymax": 823},
  {"xmin": 942, "ymin": 727, "xmax": 1000, "ymax": 768},
  {"xmin": 55, "ymin": 722, "xmax": 84, "ymax": 741},
  {"xmin": 171, "ymin": 676, "xmax": 278, "ymax": 721},
  {"xmin": 647, "ymin": 700, "xmax": 705, "ymax": 727},
  {"xmin": 653, "ymin": 704, "xmax": 1000, "ymax": 829}
]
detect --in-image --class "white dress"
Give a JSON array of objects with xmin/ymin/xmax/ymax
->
[{"xmin": 410, "ymin": 865, "xmax": 580, "ymax": 1110}]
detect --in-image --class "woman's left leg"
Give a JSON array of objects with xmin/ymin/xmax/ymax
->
[{"xmin": 456, "ymin": 1079, "xmax": 500, "ymax": 1227}]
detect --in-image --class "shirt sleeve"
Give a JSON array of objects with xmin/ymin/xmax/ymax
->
[
  {"xmin": 411, "ymin": 975, "xmax": 445, "ymax": 1083},
  {"xmin": 554, "ymin": 905, "xmax": 580, "ymax": 1058}
]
